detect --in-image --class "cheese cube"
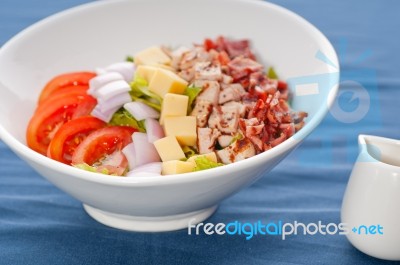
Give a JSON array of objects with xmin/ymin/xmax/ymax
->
[
  {"xmin": 164, "ymin": 116, "xmax": 197, "ymax": 146},
  {"xmin": 148, "ymin": 69, "xmax": 188, "ymax": 97},
  {"xmin": 134, "ymin": 46, "xmax": 171, "ymax": 66},
  {"xmin": 187, "ymin": 152, "xmax": 218, "ymax": 164},
  {"xmin": 148, "ymin": 63, "xmax": 176, "ymax": 72},
  {"xmin": 160, "ymin": 93, "xmax": 188, "ymax": 125},
  {"xmin": 153, "ymin": 136, "xmax": 186, "ymax": 162},
  {"xmin": 162, "ymin": 160, "xmax": 195, "ymax": 175},
  {"xmin": 135, "ymin": 65, "xmax": 159, "ymax": 83}
]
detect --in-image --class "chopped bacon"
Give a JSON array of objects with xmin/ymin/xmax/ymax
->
[
  {"xmin": 225, "ymin": 39, "xmax": 255, "ymax": 59},
  {"xmin": 292, "ymin": 111, "xmax": 308, "ymax": 124},
  {"xmin": 294, "ymin": 121, "xmax": 305, "ymax": 132},
  {"xmin": 249, "ymin": 136, "xmax": 264, "ymax": 151},
  {"xmin": 215, "ymin": 36, "xmax": 227, "ymax": 52},
  {"xmin": 217, "ymin": 51, "xmax": 231, "ymax": 66},
  {"xmin": 228, "ymin": 56, "xmax": 263, "ymax": 81},
  {"xmin": 211, "ymin": 36, "xmax": 256, "ymax": 60},
  {"xmin": 270, "ymin": 132, "xmax": 286, "ymax": 147},
  {"xmin": 168, "ymin": 36, "xmax": 308, "ymax": 162},
  {"xmin": 204, "ymin": 38, "xmax": 217, "ymax": 51}
]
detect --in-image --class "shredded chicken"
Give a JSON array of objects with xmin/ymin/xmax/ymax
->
[
  {"xmin": 217, "ymin": 138, "xmax": 256, "ymax": 164},
  {"xmin": 197, "ymin": 128, "xmax": 221, "ymax": 154},
  {"xmin": 194, "ymin": 80, "xmax": 220, "ymax": 106},
  {"xmin": 190, "ymin": 100, "xmax": 213, "ymax": 127}
]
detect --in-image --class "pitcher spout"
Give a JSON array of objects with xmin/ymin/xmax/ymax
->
[{"xmin": 357, "ymin": 134, "xmax": 400, "ymax": 166}]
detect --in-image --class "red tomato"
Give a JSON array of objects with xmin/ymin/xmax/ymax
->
[
  {"xmin": 47, "ymin": 116, "xmax": 106, "ymax": 164},
  {"xmin": 38, "ymin": 85, "xmax": 89, "ymax": 106},
  {"xmin": 27, "ymin": 94, "xmax": 97, "ymax": 155},
  {"xmin": 38, "ymin": 72, "xmax": 96, "ymax": 104},
  {"xmin": 71, "ymin": 126, "xmax": 136, "ymax": 176}
]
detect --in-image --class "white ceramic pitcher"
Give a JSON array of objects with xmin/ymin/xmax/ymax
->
[{"xmin": 341, "ymin": 135, "xmax": 400, "ymax": 260}]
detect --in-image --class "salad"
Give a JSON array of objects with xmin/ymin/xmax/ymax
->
[{"xmin": 26, "ymin": 36, "xmax": 307, "ymax": 177}]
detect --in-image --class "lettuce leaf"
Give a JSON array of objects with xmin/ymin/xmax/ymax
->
[
  {"xmin": 229, "ymin": 132, "xmax": 244, "ymax": 145},
  {"xmin": 184, "ymin": 86, "xmax": 202, "ymax": 114},
  {"xmin": 130, "ymin": 76, "xmax": 162, "ymax": 111},
  {"xmin": 109, "ymin": 108, "xmax": 146, "ymax": 132},
  {"xmin": 267, "ymin": 67, "xmax": 278, "ymax": 79},
  {"xmin": 73, "ymin": 163, "xmax": 110, "ymax": 175},
  {"xmin": 126, "ymin": 55, "xmax": 134, "ymax": 62},
  {"xmin": 193, "ymin": 156, "xmax": 223, "ymax": 171},
  {"xmin": 182, "ymin": 146, "xmax": 197, "ymax": 159}
]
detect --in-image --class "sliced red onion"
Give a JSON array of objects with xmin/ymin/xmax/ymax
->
[
  {"xmin": 95, "ymin": 68, "xmax": 107, "ymax": 75},
  {"xmin": 122, "ymin": 142, "xmax": 136, "ymax": 170},
  {"xmin": 88, "ymin": 72, "xmax": 124, "ymax": 95},
  {"xmin": 94, "ymin": 80, "xmax": 131, "ymax": 101},
  {"xmin": 145, "ymin": 118, "xmax": 165, "ymax": 143},
  {"xmin": 124, "ymin": 102, "xmax": 160, "ymax": 121},
  {"xmin": 128, "ymin": 162, "xmax": 162, "ymax": 175},
  {"xmin": 98, "ymin": 91, "xmax": 132, "ymax": 113},
  {"xmin": 91, "ymin": 104, "xmax": 120, "ymax": 123},
  {"xmin": 132, "ymin": 132, "xmax": 161, "ymax": 167},
  {"xmin": 105, "ymin": 62, "xmax": 136, "ymax": 82}
]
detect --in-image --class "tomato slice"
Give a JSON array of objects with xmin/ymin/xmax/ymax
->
[
  {"xmin": 71, "ymin": 126, "xmax": 136, "ymax": 176},
  {"xmin": 38, "ymin": 72, "xmax": 96, "ymax": 104},
  {"xmin": 38, "ymin": 85, "xmax": 89, "ymax": 106},
  {"xmin": 27, "ymin": 94, "xmax": 97, "ymax": 155},
  {"xmin": 47, "ymin": 116, "xmax": 106, "ymax": 164}
]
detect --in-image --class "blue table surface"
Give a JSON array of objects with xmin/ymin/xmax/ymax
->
[{"xmin": 1, "ymin": 0, "xmax": 400, "ymax": 264}]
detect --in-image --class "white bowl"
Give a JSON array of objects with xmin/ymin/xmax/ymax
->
[{"xmin": 0, "ymin": 0, "xmax": 339, "ymax": 231}]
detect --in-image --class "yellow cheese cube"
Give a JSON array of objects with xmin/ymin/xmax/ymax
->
[
  {"xmin": 135, "ymin": 65, "xmax": 159, "ymax": 83},
  {"xmin": 153, "ymin": 136, "xmax": 186, "ymax": 162},
  {"xmin": 148, "ymin": 63, "xmax": 176, "ymax": 72},
  {"xmin": 160, "ymin": 93, "xmax": 188, "ymax": 125},
  {"xmin": 134, "ymin": 46, "xmax": 171, "ymax": 66},
  {"xmin": 162, "ymin": 160, "xmax": 195, "ymax": 175},
  {"xmin": 148, "ymin": 68, "xmax": 188, "ymax": 97},
  {"xmin": 164, "ymin": 116, "xmax": 197, "ymax": 146},
  {"xmin": 187, "ymin": 152, "xmax": 218, "ymax": 164}
]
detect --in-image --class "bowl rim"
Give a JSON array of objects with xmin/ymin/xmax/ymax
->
[{"xmin": 0, "ymin": 0, "xmax": 340, "ymax": 187}]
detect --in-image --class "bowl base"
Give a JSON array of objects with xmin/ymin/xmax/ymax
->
[{"xmin": 83, "ymin": 204, "xmax": 218, "ymax": 232}]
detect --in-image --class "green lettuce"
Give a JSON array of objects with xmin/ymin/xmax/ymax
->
[
  {"xmin": 267, "ymin": 67, "xmax": 278, "ymax": 79},
  {"xmin": 126, "ymin": 55, "xmax": 134, "ymax": 62},
  {"xmin": 193, "ymin": 156, "xmax": 223, "ymax": 171},
  {"xmin": 184, "ymin": 86, "xmax": 202, "ymax": 114},
  {"xmin": 229, "ymin": 133, "xmax": 244, "ymax": 145},
  {"xmin": 73, "ymin": 163, "xmax": 110, "ymax": 175},
  {"xmin": 182, "ymin": 146, "xmax": 197, "ymax": 159},
  {"xmin": 130, "ymin": 76, "xmax": 162, "ymax": 111},
  {"xmin": 109, "ymin": 108, "xmax": 146, "ymax": 132}
]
